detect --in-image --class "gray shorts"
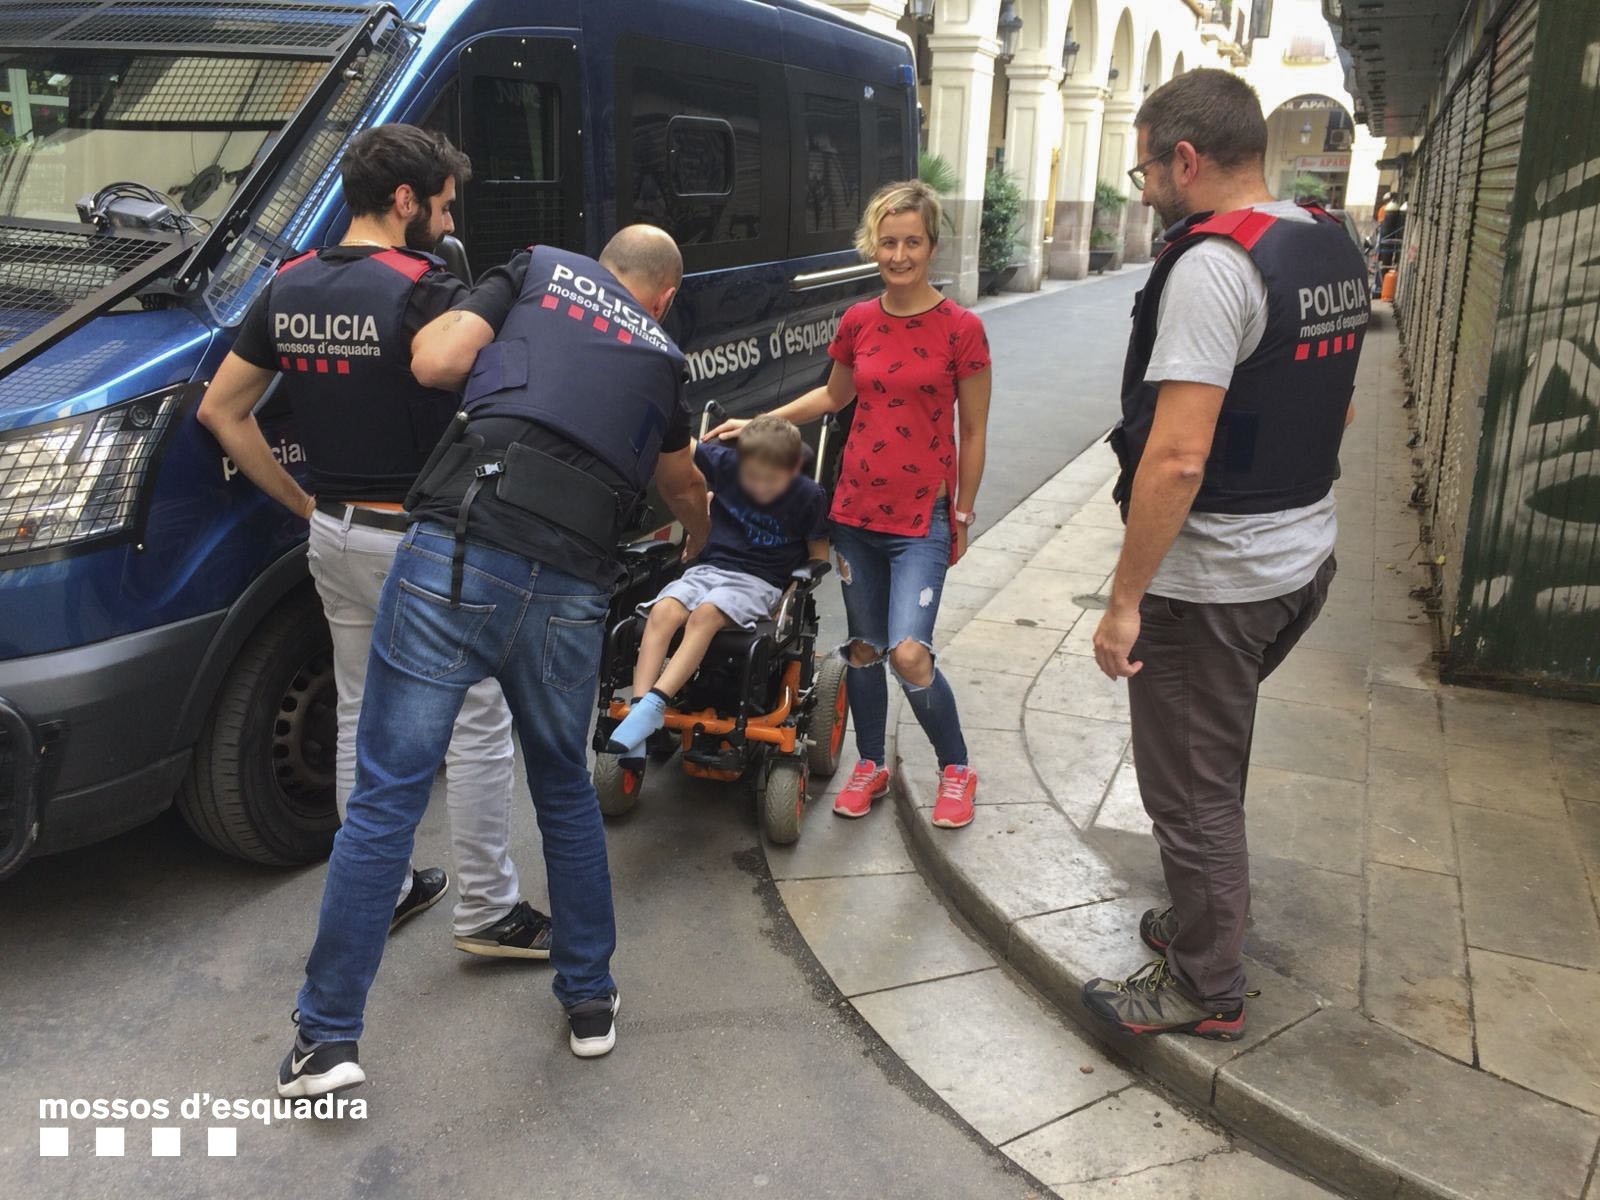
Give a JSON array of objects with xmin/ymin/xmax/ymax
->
[{"xmin": 646, "ymin": 564, "xmax": 783, "ymax": 629}]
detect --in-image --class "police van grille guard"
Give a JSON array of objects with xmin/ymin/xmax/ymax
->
[{"xmin": 0, "ymin": 1, "xmax": 410, "ymax": 374}]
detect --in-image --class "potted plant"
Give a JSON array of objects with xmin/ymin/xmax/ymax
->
[
  {"xmin": 1089, "ymin": 180, "xmax": 1126, "ymax": 273},
  {"xmin": 978, "ymin": 166, "xmax": 1024, "ymax": 294}
]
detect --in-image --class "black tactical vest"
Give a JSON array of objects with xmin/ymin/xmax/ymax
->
[
  {"xmin": 265, "ymin": 246, "xmax": 456, "ymax": 502},
  {"xmin": 1112, "ymin": 204, "xmax": 1369, "ymax": 515},
  {"xmin": 459, "ymin": 245, "xmax": 687, "ymax": 494}
]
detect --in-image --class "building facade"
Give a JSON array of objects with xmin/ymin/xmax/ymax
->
[{"xmin": 823, "ymin": 0, "xmax": 1382, "ymax": 302}]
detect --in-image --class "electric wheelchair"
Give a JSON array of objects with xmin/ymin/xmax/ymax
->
[{"xmin": 589, "ymin": 409, "xmax": 847, "ymax": 845}]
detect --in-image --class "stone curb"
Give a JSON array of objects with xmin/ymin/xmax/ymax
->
[{"xmin": 889, "ymin": 442, "xmax": 1600, "ymax": 1200}]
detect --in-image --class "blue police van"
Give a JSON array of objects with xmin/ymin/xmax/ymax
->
[{"xmin": 0, "ymin": 0, "xmax": 914, "ymax": 877}]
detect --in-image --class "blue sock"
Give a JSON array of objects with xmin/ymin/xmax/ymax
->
[{"xmin": 607, "ymin": 690, "xmax": 667, "ymax": 756}]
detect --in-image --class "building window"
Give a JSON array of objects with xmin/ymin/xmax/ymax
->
[
  {"xmin": 471, "ymin": 77, "xmax": 560, "ymax": 180},
  {"xmin": 801, "ymin": 91, "xmax": 861, "ymax": 235}
]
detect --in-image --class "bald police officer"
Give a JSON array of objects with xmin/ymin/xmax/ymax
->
[
  {"xmin": 200, "ymin": 125, "xmax": 548, "ymax": 960},
  {"xmin": 276, "ymin": 225, "xmax": 711, "ymax": 1096}
]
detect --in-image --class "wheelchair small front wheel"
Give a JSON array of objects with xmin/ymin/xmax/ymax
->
[
  {"xmin": 761, "ymin": 759, "xmax": 807, "ymax": 845},
  {"xmin": 804, "ymin": 655, "xmax": 849, "ymax": 779},
  {"xmin": 594, "ymin": 754, "xmax": 644, "ymax": 818}
]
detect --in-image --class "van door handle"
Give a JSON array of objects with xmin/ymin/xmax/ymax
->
[{"xmin": 789, "ymin": 263, "xmax": 882, "ymax": 292}]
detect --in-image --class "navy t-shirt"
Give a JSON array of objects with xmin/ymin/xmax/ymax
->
[{"xmin": 695, "ymin": 441, "xmax": 828, "ymax": 589}]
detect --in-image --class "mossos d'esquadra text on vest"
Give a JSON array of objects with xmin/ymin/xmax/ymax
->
[
  {"xmin": 272, "ymin": 311, "xmax": 383, "ymax": 357},
  {"xmin": 547, "ymin": 261, "xmax": 671, "ymax": 351}
]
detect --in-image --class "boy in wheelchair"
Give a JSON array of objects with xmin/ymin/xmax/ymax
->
[{"xmin": 605, "ymin": 414, "xmax": 830, "ymax": 759}]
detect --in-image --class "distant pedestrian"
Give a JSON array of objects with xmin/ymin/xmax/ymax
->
[
  {"xmin": 709, "ymin": 179, "xmax": 992, "ymax": 830},
  {"xmin": 1083, "ymin": 69, "xmax": 1368, "ymax": 1038}
]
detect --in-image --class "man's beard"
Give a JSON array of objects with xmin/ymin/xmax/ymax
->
[
  {"xmin": 1146, "ymin": 179, "xmax": 1189, "ymax": 231},
  {"xmin": 403, "ymin": 207, "xmax": 436, "ymax": 252}
]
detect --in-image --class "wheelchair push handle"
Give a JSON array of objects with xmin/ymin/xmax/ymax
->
[{"xmin": 700, "ymin": 399, "xmax": 731, "ymax": 440}]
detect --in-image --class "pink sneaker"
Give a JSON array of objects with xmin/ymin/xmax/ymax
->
[
  {"xmin": 931, "ymin": 765, "xmax": 977, "ymax": 828},
  {"xmin": 833, "ymin": 759, "xmax": 890, "ymax": 818}
]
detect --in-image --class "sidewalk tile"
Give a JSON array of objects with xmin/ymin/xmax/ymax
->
[
  {"xmin": 1023, "ymin": 709, "xmax": 1130, "ymax": 827},
  {"xmin": 1364, "ymin": 863, "xmax": 1473, "ymax": 1062},
  {"xmin": 899, "ymin": 728, "xmax": 1050, "ymax": 808},
  {"xmin": 940, "ymin": 618, "xmax": 1064, "ymax": 678},
  {"xmin": 936, "ymin": 579, "xmax": 1004, "ymax": 618},
  {"xmin": 1441, "ymin": 687, "xmax": 1553, "ymax": 753},
  {"xmin": 931, "ymin": 664, "xmax": 1030, "ymax": 730},
  {"xmin": 851, "ymin": 968, "xmax": 1130, "ymax": 1144},
  {"xmin": 1029, "ymin": 651, "xmax": 1130, "ymax": 723},
  {"xmin": 1010, "ymin": 897, "xmax": 1326, "ymax": 1109},
  {"xmin": 1058, "ymin": 610, "xmax": 1099, "ymax": 657},
  {"xmin": 1243, "ymin": 767, "xmax": 1365, "ymax": 875},
  {"xmin": 1367, "ymin": 748, "xmax": 1458, "ymax": 876},
  {"xmin": 1296, "ymin": 606, "xmax": 1374, "ymax": 654},
  {"xmin": 1251, "ymin": 698, "xmax": 1369, "ymax": 782},
  {"xmin": 1029, "ymin": 475, "xmax": 1108, "ymax": 505},
  {"xmin": 1456, "ymin": 804, "xmax": 1600, "ymax": 969},
  {"xmin": 1368, "ymin": 684, "xmax": 1444, "ymax": 758},
  {"xmin": 1010, "ymin": 497, "xmax": 1091, "ymax": 528},
  {"xmin": 1257, "ymin": 647, "xmax": 1370, "ymax": 713},
  {"xmin": 1570, "ymin": 800, "xmax": 1600, "ymax": 884},
  {"xmin": 1445, "ymin": 740, "xmax": 1566, "ymax": 819},
  {"xmin": 1470, "ymin": 949, "xmax": 1600, "ymax": 1116},
  {"xmin": 1091, "ymin": 761, "xmax": 1149, "ymax": 835},
  {"xmin": 1551, "ymin": 725, "xmax": 1600, "ymax": 803},
  {"xmin": 1216, "ymin": 1008, "xmax": 1600, "ymax": 1200},
  {"xmin": 775, "ymin": 873, "xmax": 995, "ymax": 996},
  {"xmin": 973, "ymin": 518, "xmax": 1059, "ymax": 557},
  {"xmin": 1003, "ymin": 1086, "xmax": 1228, "ymax": 1187},
  {"xmin": 1368, "ymin": 618, "xmax": 1439, "ymax": 690},
  {"xmin": 945, "ymin": 545, "xmax": 1030, "ymax": 590},
  {"xmin": 766, "ymin": 772, "xmax": 916, "ymax": 881},
  {"xmin": 1249, "ymin": 856, "xmax": 1363, "ymax": 1007},
  {"xmin": 1031, "ymin": 524, "xmax": 1125, "ymax": 576},
  {"xmin": 1049, "ymin": 1151, "xmax": 1336, "ymax": 1199},
  {"xmin": 976, "ymin": 567, "xmax": 1106, "ymax": 631},
  {"xmin": 1066, "ymin": 502, "xmax": 1127, "ymax": 531}
]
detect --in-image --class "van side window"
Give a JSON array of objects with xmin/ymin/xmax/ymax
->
[
  {"xmin": 629, "ymin": 66, "xmax": 762, "ymax": 247},
  {"xmin": 801, "ymin": 92, "xmax": 861, "ymax": 235},
  {"xmin": 874, "ymin": 104, "xmax": 906, "ymax": 191},
  {"xmin": 472, "ymin": 77, "xmax": 560, "ymax": 181}
]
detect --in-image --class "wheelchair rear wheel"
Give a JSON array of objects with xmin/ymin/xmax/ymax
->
[
  {"xmin": 594, "ymin": 754, "xmax": 644, "ymax": 818},
  {"xmin": 804, "ymin": 656, "xmax": 849, "ymax": 779},
  {"xmin": 761, "ymin": 759, "xmax": 807, "ymax": 845}
]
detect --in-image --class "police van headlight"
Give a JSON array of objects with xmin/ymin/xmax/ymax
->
[{"xmin": 0, "ymin": 387, "xmax": 182, "ymax": 560}]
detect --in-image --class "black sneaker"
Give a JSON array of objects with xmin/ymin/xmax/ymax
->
[
  {"xmin": 277, "ymin": 1036, "xmax": 365, "ymax": 1098},
  {"xmin": 389, "ymin": 867, "xmax": 449, "ymax": 932},
  {"xmin": 454, "ymin": 900, "xmax": 553, "ymax": 960},
  {"xmin": 566, "ymin": 989, "xmax": 620, "ymax": 1058}
]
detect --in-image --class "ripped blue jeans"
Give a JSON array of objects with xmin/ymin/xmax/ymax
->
[{"xmin": 831, "ymin": 504, "xmax": 968, "ymax": 770}]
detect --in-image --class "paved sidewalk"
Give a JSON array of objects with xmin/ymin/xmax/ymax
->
[{"xmin": 888, "ymin": 312, "xmax": 1600, "ymax": 1199}]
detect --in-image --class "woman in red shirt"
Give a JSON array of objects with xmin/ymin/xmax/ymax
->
[{"xmin": 712, "ymin": 180, "xmax": 992, "ymax": 828}]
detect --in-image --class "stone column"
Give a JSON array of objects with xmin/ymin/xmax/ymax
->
[
  {"xmin": 1000, "ymin": 61, "xmax": 1065, "ymax": 291},
  {"xmin": 1048, "ymin": 84, "xmax": 1105, "ymax": 280},
  {"xmin": 926, "ymin": 30, "xmax": 999, "ymax": 306},
  {"xmin": 829, "ymin": 0, "xmax": 907, "ymax": 38},
  {"xmin": 1098, "ymin": 96, "xmax": 1138, "ymax": 268}
]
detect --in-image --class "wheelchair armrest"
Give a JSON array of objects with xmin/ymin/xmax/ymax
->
[{"xmin": 790, "ymin": 559, "xmax": 832, "ymax": 587}]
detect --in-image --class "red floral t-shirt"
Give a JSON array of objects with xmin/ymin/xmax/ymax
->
[{"xmin": 827, "ymin": 297, "xmax": 990, "ymax": 535}]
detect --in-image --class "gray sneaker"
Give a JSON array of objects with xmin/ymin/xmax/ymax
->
[
  {"xmin": 1081, "ymin": 959, "xmax": 1246, "ymax": 1040},
  {"xmin": 1140, "ymin": 905, "xmax": 1177, "ymax": 953}
]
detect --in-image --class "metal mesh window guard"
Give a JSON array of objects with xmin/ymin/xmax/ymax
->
[{"xmin": 0, "ymin": 1, "xmax": 369, "ymax": 58}]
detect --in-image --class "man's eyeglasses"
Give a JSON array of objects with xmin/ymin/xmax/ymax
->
[{"xmin": 1128, "ymin": 148, "xmax": 1175, "ymax": 191}]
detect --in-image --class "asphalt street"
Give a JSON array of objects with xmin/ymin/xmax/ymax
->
[{"xmin": 0, "ymin": 266, "xmax": 1148, "ymax": 1200}]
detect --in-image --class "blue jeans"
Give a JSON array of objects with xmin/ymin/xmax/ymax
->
[
  {"xmin": 831, "ymin": 504, "xmax": 968, "ymax": 769},
  {"xmin": 296, "ymin": 524, "xmax": 615, "ymax": 1041}
]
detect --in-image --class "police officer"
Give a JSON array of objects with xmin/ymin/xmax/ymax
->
[
  {"xmin": 1080, "ymin": 70, "xmax": 1367, "ymax": 1039},
  {"xmin": 199, "ymin": 125, "xmax": 549, "ymax": 962},
  {"xmin": 275, "ymin": 224, "xmax": 711, "ymax": 1095}
]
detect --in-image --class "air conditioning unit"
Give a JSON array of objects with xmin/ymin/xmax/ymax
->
[{"xmin": 1327, "ymin": 128, "xmax": 1353, "ymax": 150}]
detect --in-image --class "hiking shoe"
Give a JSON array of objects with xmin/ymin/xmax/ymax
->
[
  {"xmin": 567, "ymin": 989, "xmax": 620, "ymax": 1058},
  {"xmin": 931, "ymin": 764, "xmax": 977, "ymax": 829},
  {"xmin": 454, "ymin": 900, "xmax": 553, "ymax": 960},
  {"xmin": 1140, "ymin": 905, "xmax": 1177, "ymax": 954},
  {"xmin": 1081, "ymin": 959, "xmax": 1246, "ymax": 1040},
  {"xmin": 277, "ymin": 1035, "xmax": 364, "ymax": 1098},
  {"xmin": 833, "ymin": 759, "xmax": 890, "ymax": 818},
  {"xmin": 390, "ymin": 867, "xmax": 449, "ymax": 932}
]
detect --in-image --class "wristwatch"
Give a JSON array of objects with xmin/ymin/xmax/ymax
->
[{"xmin": 951, "ymin": 508, "xmax": 975, "ymax": 527}]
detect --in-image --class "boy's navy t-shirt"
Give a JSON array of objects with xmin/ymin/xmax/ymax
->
[{"xmin": 695, "ymin": 441, "xmax": 828, "ymax": 589}]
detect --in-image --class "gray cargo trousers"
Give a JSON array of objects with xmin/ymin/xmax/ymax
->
[
  {"xmin": 1127, "ymin": 554, "xmax": 1337, "ymax": 1009},
  {"xmin": 308, "ymin": 506, "xmax": 521, "ymax": 937}
]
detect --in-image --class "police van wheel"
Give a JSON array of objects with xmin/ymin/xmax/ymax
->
[
  {"xmin": 761, "ymin": 759, "xmax": 806, "ymax": 846},
  {"xmin": 176, "ymin": 590, "xmax": 339, "ymax": 865},
  {"xmin": 594, "ymin": 754, "xmax": 642, "ymax": 818},
  {"xmin": 803, "ymin": 656, "xmax": 848, "ymax": 780}
]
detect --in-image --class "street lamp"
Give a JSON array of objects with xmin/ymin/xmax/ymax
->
[
  {"xmin": 1107, "ymin": 65, "xmax": 1120, "ymax": 87},
  {"xmin": 908, "ymin": 0, "xmax": 934, "ymax": 22},
  {"xmin": 1062, "ymin": 27, "xmax": 1081, "ymax": 77},
  {"xmin": 996, "ymin": 0, "xmax": 1023, "ymax": 62},
  {"xmin": 1300, "ymin": 118, "xmax": 1313, "ymax": 144}
]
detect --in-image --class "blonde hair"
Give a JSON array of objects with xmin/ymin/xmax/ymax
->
[
  {"xmin": 737, "ymin": 413, "xmax": 804, "ymax": 470},
  {"xmin": 854, "ymin": 179, "xmax": 941, "ymax": 260}
]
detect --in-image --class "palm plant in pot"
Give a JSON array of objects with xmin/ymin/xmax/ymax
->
[
  {"xmin": 978, "ymin": 166, "xmax": 1024, "ymax": 294},
  {"xmin": 1089, "ymin": 180, "xmax": 1126, "ymax": 273}
]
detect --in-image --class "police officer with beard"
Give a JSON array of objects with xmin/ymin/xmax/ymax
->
[{"xmin": 199, "ymin": 126, "xmax": 550, "ymax": 978}]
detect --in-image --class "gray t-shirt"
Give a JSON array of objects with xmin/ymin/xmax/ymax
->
[{"xmin": 1144, "ymin": 198, "xmax": 1337, "ymax": 604}]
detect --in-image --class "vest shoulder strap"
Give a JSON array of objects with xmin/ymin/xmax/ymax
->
[
  {"xmin": 276, "ymin": 250, "xmax": 316, "ymax": 275},
  {"xmin": 371, "ymin": 247, "xmax": 435, "ymax": 282},
  {"xmin": 1186, "ymin": 207, "xmax": 1279, "ymax": 251}
]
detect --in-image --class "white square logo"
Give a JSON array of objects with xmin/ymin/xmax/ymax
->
[
  {"xmin": 206, "ymin": 1127, "xmax": 237, "ymax": 1157},
  {"xmin": 38, "ymin": 1127, "xmax": 68, "ymax": 1157},
  {"xmin": 151, "ymin": 1127, "xmax": 182, "ymax": 1157},
  {"xmin": 95, "ymin": 1127, "xmax": 125, "ymax": 1157}
]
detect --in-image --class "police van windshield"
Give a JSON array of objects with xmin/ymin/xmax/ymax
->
[{"xmin": 0, "ymin": 53, "xmax": 319, "ymax": 225}]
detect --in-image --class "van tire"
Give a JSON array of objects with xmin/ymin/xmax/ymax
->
[{"xmin": 176, "ymin": 590, "xmax": 339, "ymax": 865}]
